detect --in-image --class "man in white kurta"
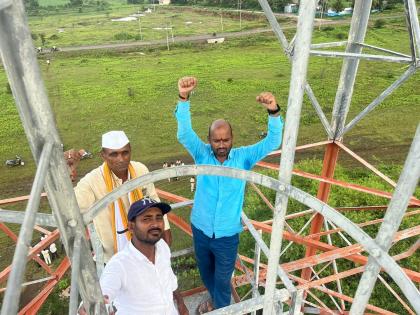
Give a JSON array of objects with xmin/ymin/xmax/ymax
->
[{"xmin": 68, "ymin": 131, "xmax": 171, "ymax": 263}]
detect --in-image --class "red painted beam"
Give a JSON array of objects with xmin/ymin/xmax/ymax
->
[
  {"xmin": 248, "ymin": 220, "xmax": 420, "ymax": 282},
  {"xmin": 0, "ymin": 193, "xmax": 47, "ymax": 206},
  {"xmin": 0, "ymin": 229, "xmax": 59, "ymax": 283},
  {"xmin": 257, "ymin": 161, "xmax": 420, "ymax": 206},
  {"xmin": 18, "ymin": 257, "xmax": 70, "ymax": 315}
]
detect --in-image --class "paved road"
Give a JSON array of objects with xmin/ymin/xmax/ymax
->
[{"xmin": 53, "ymin": 13, "xmax": 405, "ymax": 53}]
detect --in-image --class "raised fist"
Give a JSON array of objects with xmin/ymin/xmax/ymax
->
[
  {"xmin": 178, "ymin": 76, "xmax": 197, "ymax": 99},
  {"xmin": 256, "ymin": 92, "xmax": 277, "ymax": 111}
]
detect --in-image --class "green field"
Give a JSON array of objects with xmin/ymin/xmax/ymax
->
[
  {"xmin": 28, "ymin": 5, "xmax": 277, "ymax": 47},
  {"xmin": 1, "ymin": 15, "xmax": 419, "ymax": 197},
  {"xmin": 0, "ymin": 4, "xmax": 419, "ymax": 314}
]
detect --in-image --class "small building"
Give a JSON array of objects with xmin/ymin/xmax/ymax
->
[
  {"xmin": 284, "ymin": 4, "xmax": 298, "ymax": 14},
  {"xmin": 159, "ymin": 0, "xmax": 170, "ymax": 5},
  {"xmin": 339, "ymin": 7, "xmax": 353, "ymax": 15}
]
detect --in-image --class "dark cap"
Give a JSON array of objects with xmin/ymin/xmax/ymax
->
[{"xmin": 128, "ymin": 198, "xmax": 171, "ymax": 221}]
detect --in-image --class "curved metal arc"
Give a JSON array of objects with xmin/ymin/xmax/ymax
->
[{"xmin": 82, "ymin": 165, "xmax": 420, "ymax": 311}]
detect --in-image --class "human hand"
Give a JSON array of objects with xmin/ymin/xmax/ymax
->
[
  {"xmin": 78, "ymin": 296, "xmax": 115, "ymax": 315},
  {"xmin": 178, "ymin": 76, "xmax": 197, "ymax": 100},
  {"xmin": 256, "ymin": 92, "xmax": 277, "ymax": 112}
]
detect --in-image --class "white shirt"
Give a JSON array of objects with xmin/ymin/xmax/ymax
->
[
  {"xmin": 49, "ymin": 243, "xmax": 57, "ymax": 253},
  {"xmin": 100, "ymin": 240, "xmax": 178, "ymax": 315}
]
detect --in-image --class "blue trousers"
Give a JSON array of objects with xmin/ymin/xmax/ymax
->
[{"xmin": 192, "ymin": 224, "xmax": 239, "ymax": 309}]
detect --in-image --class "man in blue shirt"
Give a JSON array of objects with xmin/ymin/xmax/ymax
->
[{"xmin": 175, "ymin": 76, "xmax": 284, "ymax": 312}]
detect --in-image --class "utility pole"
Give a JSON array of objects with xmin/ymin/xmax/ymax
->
[
  {"xmin": 138, "ymin": 17, "xmax": 143, "ymax": 40},
  {"xmin": 220, "ymin": 10, "xmax": 224, "ymax": 32},
  {"xmin": 165, "ymin": 24, "xmax": 170, "ymax": 50},
  {"xmin": 238, "ymin": 0, "xmax": 242, "ymax": 30}
]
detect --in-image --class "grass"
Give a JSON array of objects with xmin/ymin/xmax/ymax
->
[
  {"xmin": 28, "ymin": 5, "xmax": 272, "ymax": 47},
  {"xmin": 1, "ymin": 16, "xmax": 418, "ymax": 198}
]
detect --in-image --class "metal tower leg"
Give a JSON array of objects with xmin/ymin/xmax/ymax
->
[
  {"xmin": 331, "ymin": 0, "xmax": 373, "ymax": 140},
  {"xmin": 263, "ymin": 1, "xmax": 317, "ymax": 314},
  {"xmin": 1, "ymin": 142, "xmax": 53, "ymax": 315},
  {"xmin": 350, "ymin": 124, "xmax": 420, "ymax": 314},
  {"xmin": 0, "ymin": 1, "xmax": 107, "ymax": 314}
]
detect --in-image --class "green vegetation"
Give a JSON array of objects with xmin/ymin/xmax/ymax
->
[
  {"xmin": 1, "ymin": 16, "xmax": 418, "ymax": 196},
  {"xmin": 27, "ymin": 6, "xmax": 270, "ymax": 47}
]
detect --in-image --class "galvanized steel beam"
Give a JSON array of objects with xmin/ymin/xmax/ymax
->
[
  {"xmin": 342, "ymin": 65, "xmax": 417, "ymax": 136},
  {"xmin": 0, "ymin": 209, "xmax": 57, "ymax": 227},
  {"xmin": 69, "ymin": 233, "xmax": 83, "ymax": 315},
  {"xmin": 83, "ymin": 164, "xmax": 420, "ymax": 312},
  {"xmin": 355, "ymin": 42, "xmax": 412, "ymax": 58},
  {"xmin": 330, "ymin": 0, "xmax": 373, "ymax": 139},
  {"xmin": 0, "ymin": 1, "xmax": 107, "ymax": 313},
  {"xmin": 406, "ymin": 0, "xmax": 420, "ymax": 56},
  {"xmin": 264, "ymin": 1, "xmax": 316, "ymax": 313},
  {"xmin": 309, "ymin": 50, "xmax": 413, "ymax": 63},
  {"xmin": 1, "ymin": 142, "xmax": 52, "ymax": 315},
  {"xmin": 350, "ymin": 124, "xmax": 420, "ymax": 314},
  {"xmin": 205, "ymin": 290, "xmax": 289, "ymax": 315},
  {"xmin": 257, "ymin": 0, "xmax": 333, "ymax": 138}
]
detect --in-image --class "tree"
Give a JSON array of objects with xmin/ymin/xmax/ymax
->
[
  {"xmin": 69, "ymin": 0, "xmax": 83, "ymax": 6},
  {"xmin": 372, "ymin": 0, "xmax": 384, "ymax": 10},
  {"xmin": 24, "ymin": 0, "xmax": 39, "ymax": 12},
  {"xmin": 332, "ymin": 0, "xmax": 343, "ymax": 12}
]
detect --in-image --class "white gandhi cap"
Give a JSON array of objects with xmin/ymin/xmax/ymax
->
[{"xmin": 102, "ymin": 131, "xmax": 129, "ymax": 150}]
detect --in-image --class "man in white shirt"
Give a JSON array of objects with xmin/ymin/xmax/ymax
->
[
  {"xmin": 79, "ymin": 198, "xmax": 188, "ymax": 315},
  {"xmin": 41, "ymin": 249, "xmax": 51, "ymax": 265},
  {"xmin": 49, "ymin": 242, "xmax": 58, "ymax": 260}
]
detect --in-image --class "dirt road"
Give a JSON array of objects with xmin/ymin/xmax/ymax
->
[{"xmin": 52, "ymin": 14, "xmax": 405, "ymax": 53}]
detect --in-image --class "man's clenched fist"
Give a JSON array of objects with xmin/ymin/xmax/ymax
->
[
  {"xmin": 256, "ymin": 92, "xmax": 277, "ymax": 112},
  {"xmin": 178, "ymin": 76, "xmax": 197, "ymax": 100}
]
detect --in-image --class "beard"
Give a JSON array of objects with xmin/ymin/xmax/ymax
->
[
  {"xmin": 133, "ymin": 227, "xmax": 163, "ymax": 245},
  {"xmin": 212, "ymin": 147, "xmax": 230, "ymax": 159}
]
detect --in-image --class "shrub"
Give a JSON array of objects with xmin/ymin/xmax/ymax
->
[
  {"xmin": 336, "ymin": 32, "xmax": 346, "ymax": 40},
  {"xmin": 322, "ymin": 25, "xmax": 335, "ymax": 32},
  {"xmin": 374, "ymin": 19, "xmax": 386, "ymax": 28},
  {"xmin": 114, "ymin": 32, "xmax": 134, "ymax": 41},
  {"xmin": 49, "ymin": 34, "xmax": 59, "ymax": 40},
  {"xmin": 5, "ymin": 83, "xmax": 12, "ymax": 94},
  {"xmin": 127, "ymin": 87, "xmax": 135, "ymax": 97}
]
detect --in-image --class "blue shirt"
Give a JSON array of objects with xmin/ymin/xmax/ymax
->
[{"xmin": 175, "ymin": 101, "xmax": 284, "ymax": 238}]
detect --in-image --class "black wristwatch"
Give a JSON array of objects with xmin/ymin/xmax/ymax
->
[
  {"xmin": 179, "ymin": 94, "xmax": 190, "ymax": 101},
  {"xmin": 267, "ymin": 104, "xmax": 281, "ymax": 115}
]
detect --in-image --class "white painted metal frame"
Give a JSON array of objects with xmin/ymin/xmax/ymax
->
[{"xmin": 1, "ymin": 0, "xmax": 419, "ymax": 313}]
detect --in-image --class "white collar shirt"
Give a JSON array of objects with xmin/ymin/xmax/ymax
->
[{"xmin": 100, "ymin": 240, "xmax": 178, "ymax": 315}]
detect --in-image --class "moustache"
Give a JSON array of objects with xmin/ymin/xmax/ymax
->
[{"xmin": 148, "ymin": 228, "xmax": 162, "ymax": 234}]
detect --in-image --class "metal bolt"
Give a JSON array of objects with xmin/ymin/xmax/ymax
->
[
  {"xmin": 371, "ymin": 248, "xmax": 381, "ymax": 258},
  {"xmin": 68, "ymin": 219, "xmax": 77, "ymax": 228}
]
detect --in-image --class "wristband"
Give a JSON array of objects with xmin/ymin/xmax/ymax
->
[
  {"xmin": 267, "ymin": 104, "xmax": 281, "ymax": 115},
  {"xmin": 179, "ymin": 94, "xmax": 189, "ymax": 101}
]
